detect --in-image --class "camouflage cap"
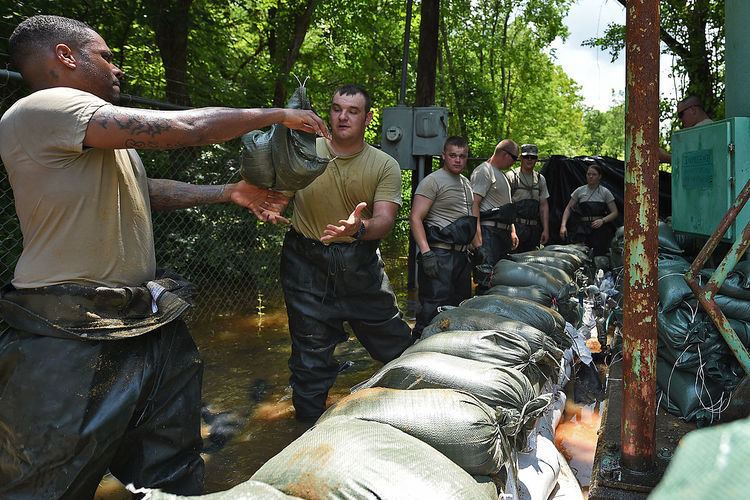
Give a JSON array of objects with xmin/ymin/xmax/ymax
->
[{"xmin": 521, "ymin": 144, "xmax": 539, "ymax": 157}]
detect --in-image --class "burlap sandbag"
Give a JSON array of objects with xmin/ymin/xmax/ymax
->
[
  {"xmin": 485, "ymin": 284, "xmax": 553, "ymax": 307},
  {"xmin": 422, "ymin": 308, "xmax": 564, "ymax": 369},
  {"xmin": 459, "ymin": 295, "xmax": 570, "ymax": 349},
  {"xmin": 404, "ymin": 329, "xmax": 555, "ymax": 386},
  {"xmin": 251, "ymin": 416, "xmax": 499, "ymax": 500},
  {"xmin": 319, "ymin": 387, "xmax": 511, "ymax": 475},
  {"xmin": 240, "ymin": 84, "xmax": 330, "ymax": 191}
]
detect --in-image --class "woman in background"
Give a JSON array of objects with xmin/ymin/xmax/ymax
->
[{"xmin": 559, "ymin": 163, "xmax": 618, "ymax": 256}]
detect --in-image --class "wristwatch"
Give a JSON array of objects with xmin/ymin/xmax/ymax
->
[{"xmin": 354, "ymin": 221, "xmax": 366, "ymax": 240}]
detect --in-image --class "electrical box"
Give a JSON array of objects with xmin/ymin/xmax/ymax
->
[
  {"xmin": 381, "ymin": 106, "xmax": 414, "ymax": 170},
  {"xmin": 412, "ymin": 107, "xmax": 449, "ymax": 156},
  {"xmin": 671, "ymin": 117, "xmax": 750, "ymax": 240}
]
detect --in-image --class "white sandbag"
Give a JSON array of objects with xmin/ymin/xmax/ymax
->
[
  {"xmin": 517, "ymin": 435, "xmax": 561, "ymax": 500},
  {"xmin": 251, "ymin": 416, "xmax": 498, "ymax": 500},
  {"xmin": 140, "ymin": 480, "xmax": 302, "ymax": 499},
  {"xmin": 319, "ymin": 387, "xmax": 509, "ymax": 475}
]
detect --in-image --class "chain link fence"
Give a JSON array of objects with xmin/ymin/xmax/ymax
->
[{"xmin": 0, "ymin": 71, "xmax": 413, "ymax": 326}]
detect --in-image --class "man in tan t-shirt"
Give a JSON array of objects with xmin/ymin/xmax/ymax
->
[
  {"xmin": 470, "ymin": 139, "xmax": 519, "ymax": 293},
  {"xmin": 277, "ymin": 84, "xmax": 412, "ymax": 422},
  {"xmin": 0, "ymin": 15, "xmax": 329, "ymax": 498},
  {"xmin": 506, "ymin": 143, "xmax": 550, "ymax": 252},
  {"xmin": 410, "ymin": 136, "xmax": 476, "ymax": 336}
]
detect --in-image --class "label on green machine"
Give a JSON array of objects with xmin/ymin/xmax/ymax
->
[{"xmin": 681, "ymin": 149, "xmax": 714, "ymax": 189}]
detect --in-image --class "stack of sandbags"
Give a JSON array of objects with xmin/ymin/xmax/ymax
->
[{"xmin": 656, "ymin": 253, "xmax": 750, "ymax": 425}]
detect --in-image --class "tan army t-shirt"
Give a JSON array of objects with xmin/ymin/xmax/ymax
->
[
  {"xmin": 507, "ymin": 167, "xmax": 550, "ymax": 202},
  {"xmin": 0, "ymin": 87, "xmax": 155, "ymax": 288},
  {"xmin": 291, "ymin": 138, "xmax": 402, "ymax": 242},
  {"xmin": 470, "ymin": 161, "xmax": 512, "ymax": 212},
  {"xmin": 414, "ymin": 167, "xmax": 473, "ymax": 229}
]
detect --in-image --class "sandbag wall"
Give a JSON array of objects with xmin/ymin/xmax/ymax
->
[
  {"xmin": 247, "ymin": 245, "xmax": 586, "ymax": 499},
  {"xmin": 611, "ymin": 222, "xmax": 750, "ymax": 427}
]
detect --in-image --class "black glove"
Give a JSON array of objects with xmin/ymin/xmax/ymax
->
[
  {"xmin": 420, "ymin": 250, "xmax": 440, "ymax": 278},
  {"xmin": 470, "ymin": 248, "xmax": 484, "ymax": 267}
]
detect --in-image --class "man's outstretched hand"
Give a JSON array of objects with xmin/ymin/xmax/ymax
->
[
  {"xmin": 228, "ymin": 181, "xmax": 290, "ymax": 223},
  {"xmin": 320, "ymin": 202, "xmax": 367, "ymax": 243}
]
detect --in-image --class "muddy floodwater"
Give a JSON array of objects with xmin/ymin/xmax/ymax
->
[{"xmin": 95, "ymin": 255, "xmax": 602, "ymax": 498}]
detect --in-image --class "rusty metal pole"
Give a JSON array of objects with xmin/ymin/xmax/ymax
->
[{"xmin": 621, "ymin": 0, "xmax": 659, "ymax": 472}]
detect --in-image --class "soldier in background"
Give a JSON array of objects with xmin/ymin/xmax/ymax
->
[
  {"xmin": 507, "ymin": 143, "xmax": 550, "ymax": 252},
  {"xmin": 410, "ymin": 136, "xmax": 477, "ymax": 336}
]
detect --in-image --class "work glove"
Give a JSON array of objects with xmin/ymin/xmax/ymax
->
[
  {"xmin": 469, "ymin": 248, "xmax": 484, "ymax": 267},
  {"xmin": 420, "ymin": 250, "xmax": 440, "ymax": 278}
]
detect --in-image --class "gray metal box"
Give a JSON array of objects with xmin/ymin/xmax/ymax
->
[
  {"xmin": 381, "ymin": 106, "xmax": 414, "ymax": 170},
  {"xmin": 412, "ymin": 107, "xmax": 449, "ymax": 156}
]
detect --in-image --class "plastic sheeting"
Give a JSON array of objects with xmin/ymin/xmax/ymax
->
[
  {"xmin": 251, "ymin": 416, "xmax": 499, "ymax": 500},
  {"xmin": 319, "ymin": 388, "xmax": 509, "ymax": 475}
]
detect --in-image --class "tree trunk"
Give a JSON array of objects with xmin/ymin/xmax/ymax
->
[
  {"xmin": 416, "ymin": 0, "xmax": 440, "ymax": 106},
  {"xmin": 145, "ymin": 0, "xmax": 193, "ymax": 106}
]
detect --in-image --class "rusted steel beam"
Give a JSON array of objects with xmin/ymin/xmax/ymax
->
[
  {"xmin": 621, "ymin": 0, "xmax": 659, "ymax": 473},
  {"xmin": 684, "ymin": 178, "xmax": 750, "ymax": 375}
]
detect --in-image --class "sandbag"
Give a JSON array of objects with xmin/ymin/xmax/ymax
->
[
  {"xmin": 240, "ymin": 84, "xmax": 330, "ymax": 191},
  {"xmin": 486, "ymin": 284, "xmax": 554, "ymax": 307},
  {"xmin": 656, "ymin": 357, "xmax": 727, "ymax": 425},
  {"xmin": 353, "ymin": 352, "xmax": 552, "ymax": 444},
  {"xmin": 319, "ymin": 388, "xmax": 510, "ymax": 475},
  {"xmin": 524, "ymin": 261, "xmax": 574, "ymax": 285},
  {"xmin": 658, "ymin": 258, "xmax": 693, "ymax": 312},
  {"xmin": 422, "ymin": 308, "xmax": 564, "ymax": 367},
  {"xmin": 650, "ymin": 418, "xmax": 750, "ymax": 500},
  {"xmin": 252, "ymin": 416, "xmax": 498, "ymax": 500},
  {"xmin": 143, "ymin": 481, "xmax": 301, "ymax": 499},
  {"xmin": 542, "ymin": 244, "xmax": 591, "ymax": 261},
  {"xmin": 490, "ymin": 259, "xmax": 571, "ymax": 300},
  {"xmin": 658, "ymin": 221, "xmax": 685, "ymax": 254},
  {"xmin": 404, "ymin": 329, "xmax": 555, "ymax": 386},
  {"xmin": 512, "ymin": 249, "xmax": 583, "ymax": 269},
  {"xmin": 508, "ymin": 253, "xmax": 579, "ymax": 277},
  {"xmin": 459, "ymin": 295, "xmax": 570, "ymax": 349},
  {"xmin": 700, "ymin": 268, "xmax": 750, "ymax": 301},
  {"xmin": 517, "ymin": 435, "xmax": 561, "ymax": 500}
]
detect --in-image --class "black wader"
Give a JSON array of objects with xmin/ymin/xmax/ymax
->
[
  {"xmin": 571, "ymin": 201, "xmax": 614, "ymax": 256},
  {"xmin": 513, "ymin": 198, "xmax": 542, "ymax": 253},
  {"xmin": 0, "ymin": 279, "xmax": 204, "ymax": 498},
  {"xmin": 281, "ymin": 230, "xmax": 412, "ymax": 421},
  {"xmin": 474, "ymin": 204, "xmax": 515, "ymax": 294}
]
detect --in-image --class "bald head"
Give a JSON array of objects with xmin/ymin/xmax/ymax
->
[
  {"xmin": 490, "ymin": 139, "xmax": 519, "ymax": 169},
  {"xmin": 10, "ymin": 15, "xmax": 96, "ymax": 79}
]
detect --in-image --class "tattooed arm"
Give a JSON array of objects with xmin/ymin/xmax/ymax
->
[
  {"xmin": 148, "ymin": 179, "xmax": 290, "ymax": 222},
  {"xmin": 84, "ymin": 106, "xmax": 329, "ymax": 150}
]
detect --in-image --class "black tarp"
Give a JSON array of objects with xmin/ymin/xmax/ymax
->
[{"xmin": 539, "ymin": 155, "xmax": 672, "ymax": 245}]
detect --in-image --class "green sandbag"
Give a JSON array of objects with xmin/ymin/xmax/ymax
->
[
  {"xmin": 240, "ymin": 84, "xmax": 330, "ymax": 191},
  {"xmin": 541, "ymin": 244, "xmax": 591, "ymax": 262},
  {"xmin": 700, "ymin": 268, "xmax": 750, "ymax": 301},
  {"xmin": 657, "ymin": 221, "xmax": 685, "ymax": 254},
  {"xmin": 422, "ymin": 308, "xmax": 564, "ymax": 371},
  {"xmin": 524, "ymin": 261, "xmax": 574, "ymax": 285},
  {"xmin": 459, "ymin": 295, "xmax": 570, "ymax": 349},
  {"xmin": 252, "ymin": 416, "xmax": 499, "ymax": 500},
  {"xmin": 352, "ymin": 352, "xmax": 552, "ymax": 447},
  {"xmin": 490, "ymin": 259, "xmax": 569, "ymax": 300},
  {"xmin": 144, "ymin": 481, "xmax": 301, "ymax": 499},
  {"xmin": 319, "ymin": 388, "xmax": 510, "ymax": 475},
  {"xmin": 485, "ymin": 284, "xmax": 553, "ymax": 307},
  {"xmin": 658, "ymin": 258, "xmax": 693, "ymax": 312},
  {"xmin": 650, "ymin": 418, "xmax": 750, "ymax": 500},
  {"xmin": 656, "ymin": 356, "xmax": 727, "ymax": 425},
  {"xmin": 513, "ymin": 249, "xmax": 583, "ymax": 268},
  {"xmin": 404, "ymin": 329, "xmax": 555, "ymax": 386},
  {"xmin": 507, "ymin": 254, "xmax": 578, "ymax": 276}
]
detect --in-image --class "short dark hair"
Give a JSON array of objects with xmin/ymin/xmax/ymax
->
[
  {"xmin": 443, "ymin": 136, "xmax": 468, "ymax": 151},
  {"xmin": 9, "ymin": 15, "xmax": 96, "ymax": 72},
  {"xmin": 333, "ymin": 84, "xmax": 372, "ymax": 112}
]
